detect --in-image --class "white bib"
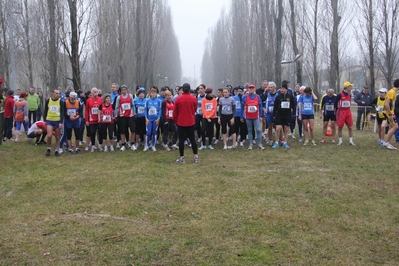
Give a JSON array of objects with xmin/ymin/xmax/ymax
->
[
  {"xmin": 138, "ymin": 107, "xmax": 144, "ymax": 114},
  {"xmin": 325, "ymin": 104, "xmax": 334, "ymax": 111},
  {"xmin": 222, "ymin": 106, "xmax": 231, "ymax": 112},
  {"xmin": 121, "ymin": 103, "xmax": 130, "ymax": 111},
  {"xmin": 103, "ymin": 115, "xmax": 111, "ymax": 122},
  {"xmin": 67, "ymin": 109, "xmax": 76, "ymax": 116},
  {"xmin": 50, "ymin": 106, "xmax": 59, "ymax": 113},
  {"xmin": 236, "ymin": 101, "xmax": 241, "ymax": 109},
  {"xmin": 268, "ymin": 106, "xmax": 274, "ymax": 112},
  {"xmin": 341, "ymin": 101, "xmax": 350, "ymax": 108},
  {"xmin": 281, "ymin": 102, "xmax": 290, "ymax": 109},
  {"xmin": 91, "ymin": 107, "xmax": 98, "ymax": 115},
  {"xmin": 149, "ymin": 107, "xmax": 157, "ymax": 115},
  {"xmin": 205, "ymin": 103, "xmax": 213, "ymax": 111},
  {"xmin": 197, "ymin": 107, "xmax": 203, "ymax": 114},
  {"xmin": 168, "ymin": 110, "xmax": 173, "ymax": 117},
  {"xmin": 303, "ymin": 102, "xmax": 312, "ymax": 111},
  {"xmin": 248, "ymin": 105, "xmax": 257, "ymax": 113}
]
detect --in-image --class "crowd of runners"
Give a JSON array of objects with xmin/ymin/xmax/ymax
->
[{"xmin": 1, "ymin": 78, "xmax": 399, "ymax": 162}]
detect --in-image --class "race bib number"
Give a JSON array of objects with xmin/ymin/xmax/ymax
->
[
  {"xmin": 197, "ymin": 107, "xmax": 203, "ymax": 114},
  {"xmin": 281, "ymin": 102, "xmax": 290, "ymax": 109},
  {"xmin": 138, "ymin": 107, "xmax": 144, "ymax": 114},
  {"xmin": 149, "ymin": 107, "xmax": 157, "ymax": 115},
  {"xmin": 103, "ymin": 115, "xmax": 111, "ymax": 122},
  {"xmin": 122, "ymin": 103, "xmax": 130, "ymax": 111},
  {"xmin": 205, "ymin": 103, "xmax": 213, "ymax": 111},
  {"xmin": 50, "ymin": 106, "xmax": 59, "ymax": 113},
  {"xmin": 67, "ymin": 109, "xmax": 76, "ymax": 116},
  {"xmin": 303, "ymin": 102, "xmax": 312, "ymax": 111},
  {"xmin": 268, "ymin": 106, "xmax": 274, "ymax": 112},
  {"xmin": 248, "ymin": 105, "xmax": 257, "ymax": 113},
  {"xmin": 325, "ymin": 104, "xmax": 334, "ymax": 111},
  {"xmin": 168, "ymin": 110, "xmax": 173, "ymax": 117},
  {"xmin": 236, "ymin": 101, "xmax": 241, "ymax": 109},
  {"xmin": 91, "ymin": 107, "xmax": 98, "ymax": 115},
  {"xmin": 341, "ymin": 101, "xmax": 350, "ymax": 108},
  {"xmin": 222, "ymin": 106, "xmax": 231, "ymax": 112}
]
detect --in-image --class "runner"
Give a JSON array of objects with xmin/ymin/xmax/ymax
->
[
  {"xmin": 319, "ymin": 89, "xmax": 337, "ymax": 143},
  {"xmin": 195, "ymin": 84, "xmax": 206, "ymax": 143},
  {"xmin": 298, "ymin": 87, "xmax": 318, "ymax": 146},
  {"xmin": 27, "ymin": 121, "xmax": 47, "ymax": 145},
  {"xmin": 98, "ymin": 94, "xmax": 115, "ymax": 152},
  {"xmin": 133, "ymin": 88, "xmax": 147, "ymax": 150},
  {"xmin": 382, "ymin": 79, "xmax": 399, "ymax": 150},
  {"xmin": 85, "ymin": 87, "xmax": 103, "ymax": 152},
  {"xmin": 173, "ymin": 83, "xmax": 199, "ymax": 163},
  {"xmin": 199, "ymin": 87, "xmax": 217, "ymax": 150},
  {"xmin": 4, "ymin": 90, "xmax": 15, "ymax": 142},
  {"xmin": 218, "ymin": 88, "xmax": 237, "ymax": 149},
  {"xmin": 161, "ymin": 90, "xmax": 177, "ymax": 151},
  {"xmin": 13, "ymin": 92, "xmax": 29, "ymax": 142},
  {"xmin": 241, "ymin": 84, "xmax": 265, "ymax": 150},
  {"xmin": 64, "ymin": 92, "xmax": 83, "ymax": 154},
  {"xmin": 334, "ymin": 81, "xmax": 356, "ymax": 146},
  {"xmin": 272, "ymin": 84, "xmax": 296, "ymax": 149},
  {"xmin": 114, "ymin": 85, "xmax": 135, "ymax": 151},
  {"xmin": 144, "ymin": 88, "xmax": 161, "ymax": 151},
  {"xmin": 233, "ymin": 87, "xmax": 247, "ymax": 147},
  {"xmin": 264, "ymin": 82, "xmax": 278, "ymax": 146},
  {"xmin": 370, "ymin": 88, "xmax": 388, "ymax": 147},
  {"xmin": 44, "ymin": 89, "xmax": 64, "ymax": 156}
]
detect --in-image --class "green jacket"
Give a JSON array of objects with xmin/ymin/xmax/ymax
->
[{"xmin": 27, "ymin": 93, "xmax": 40, "ymax": 111}]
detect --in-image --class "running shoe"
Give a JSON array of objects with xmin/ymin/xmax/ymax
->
[
  {"xmin": 194, "ymin": 156, "xmax": 200, "ymax": 163},
  {"xmin": 55, "ymin": 150, "xmax": 59, "ymax": 157},
  {"xmin": 303, "ymin": 140, "xmax": 309, "ymax": 146},
  {"xmin": 331, "ymin": 139, "xmax": 336, "ymax": 144},
  {"xmin": 131, "ymin": 144, "xmax": 137, "ymax": 151},
  {"xmin": 45, "ymin": 148, "xmax": 51, "ymax": 156},
  {"xmin": 85, "ymin": 146, "xmax": 89, "ymax": 152},
  {"xmin": 312, "ymin": 140, "xmax": 317, "ymax": 146},
  {"xmin": 98, "ymin": 145, "xmax": 103, "ymax": 152},
  {"xmin": 197, "ymin": 137, "xmax": 202, "ymax": 143},
  {"xmin": 171, "ymin": 144, "xmax": 179, "ymax": 149},
  {"xmin": 258, "ymin": 145, "xmax": 265, "ymax": 150},
  {"xmin": 75, "ymin": 148, "xmax": 81, "ymax": 154},
  {"xmin": 228, "ymin": 145, "xmax": 236, "ymax": 149},
  {"xmin": 151, "ymin": 146, "xmax": 157, "ymax": 152},
  {"xmin": 208, "ymin": 145, "xmax": 214, "ymax": 150},
  {"xmin": 272, "ymin": 142, "xmax": 279, "ymax": 149},
  {"xmin": 199, "ymin": 145, "xmax": 206, "ymax": 150},
  {"xmin": 298, "ymin": 138, "xmax": 303, "ymax": 143},
  {"xmin": 116, "ymin": 142, "xmax": 121, "ymax": 149},
  {"xmin": 248, "ymin": 145, "xmax": 253, "ymax": 150},
  {"xmin": 104, "ymin": 146, "xmax": 108, "ymax": 152},
  {"xmin": 58, "ymin": 148, "xmax": 64, "ymax": 154},
  {"xmin": 143, "ymin": 146, "xmax": 149, "ymax": 152},
  {"xmin": 385, "ymin": 143, "xmax": 397, "ymax": 150},
  {"xmin": 240, "ymin": 141, "xmax": 245, "ymax": 147},
  {"xmin": 291, "ymin": 135, "xmax": 296, "ymax": 140},
  {"xmin": 223, "ymin": 145, "xmax": 228, "ymax": 150},
  {"xmin": 68, "ymin": 149, "xmax": 73, "ymax": 155},
  {"xmin": 176, "ymin": 157, "xmax": 185, "ymax": 163},
  {"xmin": 91, "ymin": 146, "xmax": 96, "ymax": 152},
  {"xmin": 110, "ymin": 145, "xmax": 115, "ymax": 152},
  {"xmin": 337, "ymin": 141, "xmax": 343, "ymax": 146},
  {"xmin": 349, "ymin": 141, "xmax": 356, "ymax": 146},
  {"xmin": 214, "ymin": 139, "xmax": 219, "ymax": 145},
  {"xmin": 14, "ymin": 138, "xmax": 20, "ymax": 142},
  {"xmin": 320, "ymin": 138, "xmax": 326, "ymax": 143},
  {"xmin": 283, "ymin": 142, "xmax": 290, "ymax": 149},
  {"xmin": 120, "ymin": 145, "xmax": 126, "ymax": 151},
  {"xmin": 163, "ymin": 144, "xmax": 171, "ymax": 151}
]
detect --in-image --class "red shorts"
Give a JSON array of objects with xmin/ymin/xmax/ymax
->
[{"xmin": 336, "ymin": 109, "xmax": 353, "ymax": 127}]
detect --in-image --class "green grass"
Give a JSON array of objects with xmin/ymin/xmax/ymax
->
[{"xmin": 1, "ymin": 126, "xmax": 399, "ymax": 265}]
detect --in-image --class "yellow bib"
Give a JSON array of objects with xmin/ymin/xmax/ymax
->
[{"xmin": 46, "ymin": 98, "xmax": 61, "ymax": 121}]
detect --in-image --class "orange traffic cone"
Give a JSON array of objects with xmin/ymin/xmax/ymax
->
[{"xmin": 326, "ymin": 124, "xmax": 333, "ymax": 136}]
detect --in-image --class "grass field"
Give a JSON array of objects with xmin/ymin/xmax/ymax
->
[{"xmin": 1, "ymin": 124, "xmax": 399, "ymax": 265}]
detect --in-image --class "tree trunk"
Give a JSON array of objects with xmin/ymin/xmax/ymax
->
[
  {"xmin": 23, "ymin": 0, "xmax": 34, "ymax": 86},
  {"xmin": 275, "ymin": 0, "xmax": 283, "ymax": 87},
  {"xmin": 68, "ymin": 0, "xmax": 81, "ymax": 90},
  {"xmin": 47, "ymin": 0, "xmax": 58, "ymax": 90},
  {"xmin": 329, "ymin": 0, "xmax": 340, "ymax": 91}
]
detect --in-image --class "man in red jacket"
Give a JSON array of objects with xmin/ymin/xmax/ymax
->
[
  {"xmin": 173, "ymin": 83, "xmax": 199, "ymax": 163},
  {"xmin": 4, "ymin": 90, "xmax": 15, "ymax": 141}
]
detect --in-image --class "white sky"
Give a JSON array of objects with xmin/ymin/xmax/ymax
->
[{"xmin": 168, "ymin": 0, "xmax": 231, "ymax": 80}]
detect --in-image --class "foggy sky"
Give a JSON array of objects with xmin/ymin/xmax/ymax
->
[{"xmin": 169, "ymin": 0, "xmax": 231, "ymax": 80}]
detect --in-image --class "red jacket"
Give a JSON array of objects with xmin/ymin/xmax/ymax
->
[
  {"xmin": 173, "ymin": 92, "xmax": 197, "ymax": 127},
  {"xmin": 4, "ymin": 95, "xmax": 15, "ymax": 117},
  {"xmin": 85, "ymin": 96, "xmax": 102, "ymax": 124}
]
